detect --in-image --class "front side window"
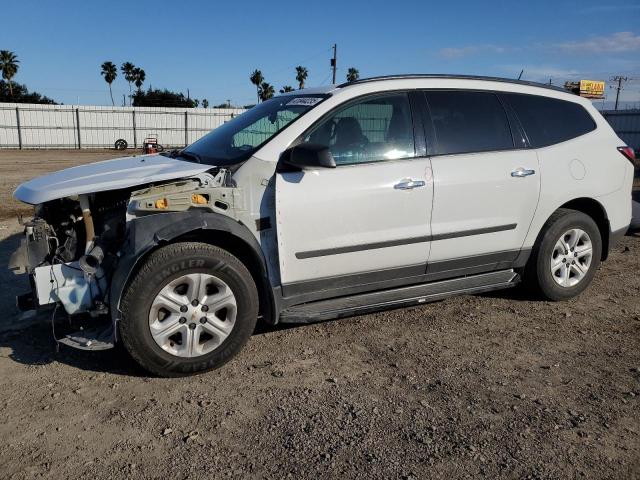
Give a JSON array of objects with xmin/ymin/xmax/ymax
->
[
  {"xmin": 426, "ymin": 91, "xmax": 514, "ymax": 155},
  {"xmin": 178, "ymin": 95, "xmax": 327, "ymax": 166},
  {"xmin": 301, "ymin": 93, "xmax": 416, "ymax": 166},
  {"xmin": 502, "ymin": 93, "xmax": 596, "ymax": 148}
]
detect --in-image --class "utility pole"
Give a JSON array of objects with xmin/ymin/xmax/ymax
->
[
  {"xmin": 610, "ymin": 76, "xmax": 628, "ymax": 110},
  {"xmin": 331, "ymin": 44, "xmax": 337, "ymax": 84}
]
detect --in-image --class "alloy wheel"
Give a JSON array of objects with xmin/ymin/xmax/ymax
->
[
  {"xmin": 550, "ymin": 228, "xmax": 593, "ymax": 288},
  {"xmin": 148, "ymin": 273, "xmax": 237, "ymax": 357}
]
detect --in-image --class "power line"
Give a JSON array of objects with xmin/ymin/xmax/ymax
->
[{"xmin": 610, "ymin": 75, "xmax": 629, "ymax": 111}]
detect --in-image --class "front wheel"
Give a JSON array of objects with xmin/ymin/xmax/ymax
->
[
  {"xmin": 119, "ymin": 242, "xmax": 258, "ymax": 377},
  {"xmin": 525, "ymin": 208, "xmax": 602, "ymax": 301}
]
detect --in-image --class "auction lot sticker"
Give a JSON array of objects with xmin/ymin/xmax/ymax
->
[{"xmin": 286, "ymin": 97, "xmax": 323, "ymax": 106}]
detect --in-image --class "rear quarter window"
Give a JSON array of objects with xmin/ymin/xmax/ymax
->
[{"xmin": 502, "ymin": 93, "xmax": 596, "ymax": 148}]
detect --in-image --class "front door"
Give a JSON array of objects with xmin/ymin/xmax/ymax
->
[{"xmin": 275, "ymin": 92, "xmax": 434, "ymax": 297}]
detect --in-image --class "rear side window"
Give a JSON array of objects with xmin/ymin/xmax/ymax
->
[
  {"xmin": 502, "ymin": 93, "xmax": 596, "ymax": 148},
  {"xmin": 425, "ymin": 91, "xmax": 514, "ymax": 155}
]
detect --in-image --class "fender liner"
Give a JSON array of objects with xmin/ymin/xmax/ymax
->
[{"xmin": 109, "ymin": 210, "xmax": 274, "ymax": 338}]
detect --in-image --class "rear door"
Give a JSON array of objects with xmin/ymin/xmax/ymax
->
[
  {"xmin": 275, "ymin": 92, "xmax": 433, "ymax": 297},
  {"xmin": 423, "ymin": 90, "xmax": 540, "ymax": 277}
]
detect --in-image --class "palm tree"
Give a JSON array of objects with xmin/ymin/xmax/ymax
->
[
  {"xmin": 133, "ymin": 67, "xmax": 146, "ymax": 92},
  {"xmin": 121, "ymin": 62, "xmax": 136, "ymax": 104},
  {"xmin": 295, "ymin": 66, "xmax": 308, "ymax": 90},
  {"xmin": 0, "ymin": 50, "xmax": 20, "ymax": 97},
  {"xmin": 250, "ymin": 69, "xmax": 264, "ymax": 102},
  {"xmin": 202, "ymin": 99, "xmax": 209, "ymax": 108},
  {"xmin": 259, "ymin": 82, "xmax": 275, "ymax": 101},
  {"xmin": 279, "ymin": 85, "xmax": 294, "ymax": 93},
  {"xmin": 346, "ymin": 67, "xmax": 360, "ymax": 83},
  {"xmin": 100, "ymin": 61, "xmax": 117, "ymax": 106}
]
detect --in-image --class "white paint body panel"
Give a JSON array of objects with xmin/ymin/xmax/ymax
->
[
  {"xmin": 13, "ymin": 77, "xmax": 633, "ymax": 300},
  {"xmin": 14, "ymin": 154, "xmax": 211, "ymax": 204},
  {"xmin": 521, "ymin": 109, "xmax": 633, "ymax": 248},
  {"xmin": 275, "ymin": 158, "xmax": 433, "ymax": 283},
  {"xmin": 429, "ymin": 149, "xmax": 540, "ymax": 261},
  {"xmin": 246, "ymin": 78, "xmax": 632, "ymax": 289}
]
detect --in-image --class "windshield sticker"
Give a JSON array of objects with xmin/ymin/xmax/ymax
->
[{"xmin": 286, "ymin": 97, "xmax": 323, "ymax": 107}]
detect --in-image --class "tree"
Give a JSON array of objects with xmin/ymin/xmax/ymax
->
[
  {"xmin": 250, "ymin": 69, "xmax": 264, "ymax": 102},
  {"xmin": 280, "ymin": 85, "xmax": 294, "ymax": 93},
  {"xmin": 100, "ymin": 61, "xmax": 117, "ymax": 106},
  {"xmin": 133, "ymin": 67, "xmax": 146, "ymax": 92},
  {"xmin": 295, "ymin": 66, "xmax": 308, "ymax": 90},
  {"xmin": 202, "ymin": 99, "xmax": 209, "ymax": 108},
  {"xmin": 121, "ymin": 62, "xmax": 136, "ymax": 104},
  {"xmin": 0, "ymin": 80, "xmax": 56, "ymax": 104},
  {"xmin": 346, "ymin": 67, "xmax": 360, "ymax": 83},
  {"xmin": 259, "ymin": 82, "xmax": 274, "ymax": 101},
  {"xmin": 0, "ymin": 50, "xmax": 20, "ymax": 97}
]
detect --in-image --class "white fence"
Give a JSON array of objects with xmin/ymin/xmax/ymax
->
[{"xmin": 0, "ymin": 103, "xmax": 246, "ymax": 149}]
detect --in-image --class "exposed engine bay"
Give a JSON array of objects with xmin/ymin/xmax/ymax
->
[{"xmin": 10, "ymin": 167, "xmax": 239, "ymax": 349}]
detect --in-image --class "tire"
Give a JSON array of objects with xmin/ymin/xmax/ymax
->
[
  {"xmin": 114, "ymin": 139, "xmax": 128, "ymax": 150},
  {"xmin": 525, "ymin": 208, "xmax": 602, "ymax": 301},
  {"xmin": 119, "ymin": 242, "xmax": 258, "ymax": 377}
]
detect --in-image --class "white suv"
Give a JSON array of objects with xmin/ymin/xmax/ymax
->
[{"xmin": 11, "ymin": 75, "xmax": 636, "ymax": 376}]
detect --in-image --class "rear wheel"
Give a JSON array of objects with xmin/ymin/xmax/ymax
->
[
  {"xmin": 526, "ymin": 209, "xmax": 602, "ymax": 301},
  {"xmin": 119, "ymin": 242, "xmax": 258, "ymax": 377}
]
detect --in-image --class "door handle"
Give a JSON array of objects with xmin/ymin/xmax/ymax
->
[
  {"xmin": 394, "ymin": 179, "xmax": 426, "ymax": 190},
  {"xmin": 511, "ymin": 167, "xmax": 536, "ymax": 178}
]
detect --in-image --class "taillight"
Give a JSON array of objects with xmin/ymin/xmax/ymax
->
[{"xmin": 618, "ymin": 146, "xmax": 639, "ymax": 167}]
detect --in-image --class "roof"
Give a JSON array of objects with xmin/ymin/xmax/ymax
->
[
  {"xmin": 336, "ymin": 74, "xmax": 568, "ymax": 93},
  {"xmin": 277, "ymin": 86, "xmax": 335, "ymax": 96},
  {"xmin": 275, "ymin": 74, "xmax": 572, "ymax": 100}
]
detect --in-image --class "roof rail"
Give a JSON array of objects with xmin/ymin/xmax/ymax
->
[{"xmin": 336, "ymin": 74, "xmax": 568, "ymax": 93}]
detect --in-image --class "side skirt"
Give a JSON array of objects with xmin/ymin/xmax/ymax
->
[{"xmin": 279, "ymin": 269, "xmax": 519, "ymax": 324}]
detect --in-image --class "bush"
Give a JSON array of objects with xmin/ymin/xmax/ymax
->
[{"xmin": 132, "ymin": 88, "xmax": 198, "ymax": 108}]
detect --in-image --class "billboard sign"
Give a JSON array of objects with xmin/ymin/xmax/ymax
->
[{"xmin": 579, "ymin": 80, "xmax": 605, "ymax": 99}]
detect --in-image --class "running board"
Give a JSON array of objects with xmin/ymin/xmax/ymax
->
[{"xmin": 279, "ymin": 269, "xmax": 519, "ymax": 324}]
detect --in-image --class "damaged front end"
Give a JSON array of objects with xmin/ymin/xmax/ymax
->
[
  {"xmin": 10, "ymin": 163, "xmax": 240, "ymax": 351},
  {"xmin": 10, "ymin": 190, "xmax": 128, "ymax": 349}
]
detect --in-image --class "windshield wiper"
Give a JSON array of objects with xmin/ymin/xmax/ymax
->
[{"xmin": 176, "ymin": 150, "xmax": 202, "ymax": 164}]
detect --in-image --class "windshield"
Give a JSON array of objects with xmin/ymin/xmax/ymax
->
[{"xmin": 177, "ymin": 95, "xmax": 328, "ymax": 166}]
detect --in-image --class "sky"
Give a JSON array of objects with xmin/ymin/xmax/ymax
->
[{"xmin": 2, "ymin": 0, "xmax": 640, "ymax": 108}]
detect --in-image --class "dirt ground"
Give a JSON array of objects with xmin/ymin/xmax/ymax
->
[{"xmin": 0, "ymin": 150, "xmax": 639, "ymax": 479}]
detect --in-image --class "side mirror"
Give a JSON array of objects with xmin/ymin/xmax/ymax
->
[{"xmin": 279, "ymin": 143, "xmax": 336, "ymax": 170}]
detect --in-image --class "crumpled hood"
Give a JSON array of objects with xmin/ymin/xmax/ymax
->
[{"xmin": 13, "ymin": 154, "xmax": 212, "ymax": 204}]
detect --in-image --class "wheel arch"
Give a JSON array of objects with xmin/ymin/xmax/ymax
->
[
  {"xmin": 555, "ymin": 197, "xmax": 610, "ymax": 260},
  {"xmin": 169, "ymin": 228, "xmax": 276, "ymax": 325},
  {"xmin": 110, "ymin": 211, "xmax": 277, "ymax": 336}
]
